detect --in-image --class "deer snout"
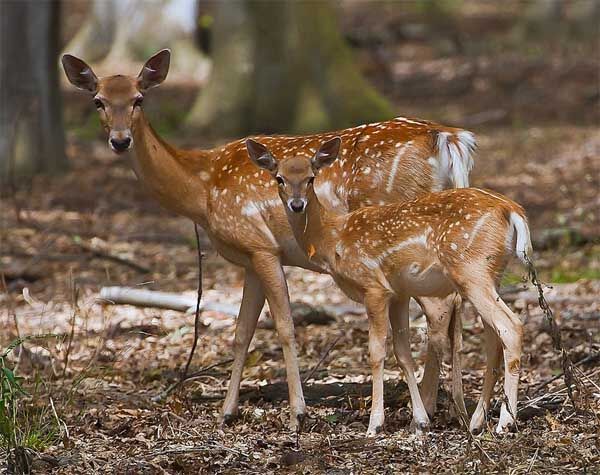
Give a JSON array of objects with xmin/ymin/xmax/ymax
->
[
  {"xmin": 109, "ymin": 132, "xmax": 133, "ymax": 153},
  {"xmin": 288, "ymin": 198, "xmax": 307, "ymax": 213}
]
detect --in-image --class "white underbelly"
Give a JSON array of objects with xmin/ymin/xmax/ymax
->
[{"xmin": 390, "ymin": 263, "xmax": 455, "ymax": 298}]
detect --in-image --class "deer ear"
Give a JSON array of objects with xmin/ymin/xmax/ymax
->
[
  {"xmin": 246, "ymin": 139, "xmax": 278, "ymax": 173},
  {"xmin": 138, "ymin": 49, "xmax": 170, "ymax": 91},
  {"xmin": 312, "ymin": 137, "xmax": 341, "ymax": 171},
  {"xmin": 61, "ymin": 54, "xmax": 98, "ymax": 93}
]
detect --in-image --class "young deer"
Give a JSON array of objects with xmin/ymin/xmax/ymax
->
[
  {"xmin": 246, "ymin": 137, "xmax": 532, "ymax": 435},
  {"xmin": 62, "ymin": 49, "xmax": 476, "ymax": 431}
]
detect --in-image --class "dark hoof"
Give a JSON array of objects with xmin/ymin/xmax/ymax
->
[
  {"xmin": 366, "ymin": 425, "xmax": 383, "ymax": 436},
  {"xmin": 410, "ymin": 419, "xmax": 430, "ymax": 434},
  {"xmin": 221, "ymin": 413, "xmax": 239, "ymax": 426},
  {"xmin": 295, "ymin": 412, "xmax": 307, "ymax": 432}
]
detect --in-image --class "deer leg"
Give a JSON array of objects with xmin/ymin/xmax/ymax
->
[
  {"xmin": 416, "ymin": 296, "xmax": 451, "ymax": 418},
  {"xmin": 220, "ymin": 270, "xmax": 265, "ymax": 423},
  {"xmin": 467, "ymin": 287, "xmax": 523, "ymax": 434},
  {"xmin": 389, "ymin": 296, "xmax": 430, "ymax": 434},
  {"xmin": 364, "ymin": 290, "xmax": 390, "ymax": 436},
  {"xmin": 469, "ymin": 321, "xmax": 502, "ymax": 433},
  {"xmin": 251, "ymin": 252, "xmax": 305, "ymax": 430},
  {"xmin": 447, "ymin": 295, "xmax": 468, "ymax": 423}
]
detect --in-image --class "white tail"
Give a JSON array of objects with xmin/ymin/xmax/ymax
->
[
  {"xmin": 510, "ymin": 212, "xmax": 533, "ymax": 264},
  {"xmin": 437, "ymin": 130, "xmax": 476, "ymax": 188}
]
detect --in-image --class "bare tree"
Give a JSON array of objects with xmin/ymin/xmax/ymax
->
[{"xmin": 0, "ymin": 0, "xmax": 67, "ymax": 183}]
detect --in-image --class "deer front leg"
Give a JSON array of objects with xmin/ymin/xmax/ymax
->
[
  {"xmin": 364, "ymin": 290, "xmax": 391, "ymax": 436},
  {"xmin": 251, "ymin": 251, "xmax": 305, "ymax": 430},
  {"xmin": 389, "ymin": 296, "xmax": 430, "ymax": 434},
  {"xmin": 220, "ymin": 270, "xmax": 265, "ymax": 424}
]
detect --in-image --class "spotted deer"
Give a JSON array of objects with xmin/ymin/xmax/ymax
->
[
  {"xmin": 246, "ymin": 137, "xmax": 531, "ymax": 434},
  {"xmin": 61, "ymin": 49, "xmax": 476, "ymax": 431}
]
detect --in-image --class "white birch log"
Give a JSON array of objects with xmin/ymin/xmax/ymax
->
[{"xmin": 99, "ymin": 286, "xmax": 239, "ymax": 316}]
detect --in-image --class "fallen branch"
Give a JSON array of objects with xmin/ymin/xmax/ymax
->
[
  {"xmin": 152, "ymin": 357, "xmax": 234, "ymax": 402},
  {"xmin": 73, "ymin": 239, "xmax": 151, "ymax": 274},
  {"xmin": 501, "ymin": 290, "xmax": 597, "ymax": 307},
  {"xmin": 531, "ymin": 352, "xmax": 599, "ymax": 396},
  {"xmin": 98, "ymin": 286, "xmax": 239, "ymax": 316}
]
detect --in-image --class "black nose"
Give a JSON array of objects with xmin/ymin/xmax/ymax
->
[
  {"xmin": 289, "ymin": 199, "xmax": 306, "ymax": 213},
  {"xmin": 110, "ymin": 137, "xmax": 131, "ymax": 152}
]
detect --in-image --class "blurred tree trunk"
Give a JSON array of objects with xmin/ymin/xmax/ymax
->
[
  {"xmin": 63, "ymin": 0, "xmax": 207, "ymax": 78},
  {"xmin": 0, "ymin": 0, "xmax": 67, "ymax": 184},
  {"xmin": 186, "ymin": 1, "xmax": 300, "ymax": 136},
  {"xmin": 186, "ymin": 0, "xmax": 393, "ymax": 137},
  {"xmin": 63, "ymin": 0, "xmax": 117, "ymax": 63}
]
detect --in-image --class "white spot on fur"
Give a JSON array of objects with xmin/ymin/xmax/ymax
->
[{"xmin": 386, "ymin": 141, "xmax": 412, "ymax": 193}]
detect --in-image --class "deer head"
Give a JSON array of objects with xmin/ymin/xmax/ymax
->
[
  {"xmin": 61, "ymin": 49, "xmax": 170, "ymax": 154},
  {"xmin": 246, "ymin": 137, "xmax": 341, "ymax": 213}
]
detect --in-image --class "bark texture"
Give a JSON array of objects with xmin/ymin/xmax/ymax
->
[
  {"xmin": 186, "ymin": 0, "xmax": 393, "ymax": 137},
  {"xmin": 0, "ymin": 0, "xmax": 67, "ymax": 184}
]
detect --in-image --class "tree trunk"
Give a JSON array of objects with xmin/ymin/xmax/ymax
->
[
  {"xmin": 62, "ymin": 0, "xmax": 117, "ymax": 63},
  {"xmin": 185, "ymin": 0, "xmax": 393, "ymax": 137},
  {"xmin": 0, "ymin": 0, "xmax": 67, "ymax": 184},
  {"xmin": 64, "ymin": 0, "xmax": 208, "ymax": 78},
  {"xmin": 292, "ymin": 1, "xmax": 393, "ymax": 131}
]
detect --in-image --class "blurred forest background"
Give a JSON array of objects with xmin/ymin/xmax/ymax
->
[{"xmin": 0, "ymin": 1, "xmax": 599, "ymax": 473}]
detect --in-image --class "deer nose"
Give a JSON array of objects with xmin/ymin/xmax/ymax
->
[
  {"xmin": 289, "ymin": 198, "xmax": 306, "ymax": 213},
  {"xmin": 109, "ymin": 137, "xmax": 132, "ymax": 152}
]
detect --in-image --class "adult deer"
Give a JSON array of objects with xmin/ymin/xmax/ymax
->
[
  {"xmin": 61, "ymin": 49, "xmax": 476, "ymax": 430},
  {"xmin": 246, "ymin": 137, "xmax": 531, "ymax": 434}
]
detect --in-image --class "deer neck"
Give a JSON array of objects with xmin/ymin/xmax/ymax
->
[
  {"xmin": 286, "ymin": 187, "xmax": 342, "ymax": 271},
  {"xmin": 130, "ymin": 110, "xmax": 212, "ymax": 226}
]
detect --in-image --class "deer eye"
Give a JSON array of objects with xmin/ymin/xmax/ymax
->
[
  {"xmin": 94, "ymin": 98, "xmax": 105, "ymax": 110},
  {"xmin": 134, "ymin": 96, "xmax": 143, "ymax": 108},
  {"xmin": 276, "ymin": 176, "xmax": 285, "ymax": 186}
]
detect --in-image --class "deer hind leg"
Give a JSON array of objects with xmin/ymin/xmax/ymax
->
[
  {"xmin": 389, "ymin": 296, "xmax": 430, "ymax": 434},
  {"xmin": 220, "ymin": 270, "xmax": 265, "ymax": 424},
  {"xmin": 466, "ymin": 286, "xmax": 523, "ymax": 434},
  {"xmin": 469, "ymin": 321, "xmax": 502, "ymax": 433},
  {"xmin": 416, "ymin": 294, "xmax": 466, "ymax": 420},
  {"xmin": 251, "ymin": 252, "xmax": 305, "ymax": 431},
  {"xmin": 364, "ymin": 290, "xmax": 391, "ymax": 436},
  {"xmin": 447, "ymin": 294, "xmax": 468, "ymax": 424}
]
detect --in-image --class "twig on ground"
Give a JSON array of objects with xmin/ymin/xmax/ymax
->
[
  {"xmin": 531, "ymin": 352, "xmax": 599, "ymax": 396},
  {"xmin": 303, "ymin": 334, "xmax": 343, "ymax": 384},
  {"xmin": 526, "ymin": 254, "xmax": 581, "ymax": 409},
  {"xmin": 152, "ymin": 358, "xmax": 234, "ymax": 402},
  {"xmin": 61, "ymin": 271, "xmax": 78, "ymax": 379},
  {"xmin": 182, "ymin": 223, "xmax": 204, "ymax": 379},
  {"xmin": 72, "ymin": 238, "xmax": 151, "ymax": 273}
]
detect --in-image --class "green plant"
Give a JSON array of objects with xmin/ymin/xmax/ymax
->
[
  {"xmin": 0, "ymin": 338, "xmax": 28, "ymax": 449},
  {"xmin": 0, "ymin": 335, "xmax": 61, "ymax": 473}
]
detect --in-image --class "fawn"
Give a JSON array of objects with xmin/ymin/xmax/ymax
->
[
  {"xmin": 62, "ymin": 49, "xmax": 476, "ymax": 430},
  {"xmin": 246, "ymin": 137, "xmax": 531, "ymax": 435}
]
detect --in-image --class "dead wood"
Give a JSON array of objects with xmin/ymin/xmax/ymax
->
[{"xmin": 98, "ymin": 286, "xmax": 239, "ymax": 316}]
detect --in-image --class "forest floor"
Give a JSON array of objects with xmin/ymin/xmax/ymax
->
[
  {"xmin": 2, "ymin": 6, "xmax": 600, "ymax": 473},
  {"xmin": 1, "ymin": 122, "xmax": 598, "ymax": 473}
]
